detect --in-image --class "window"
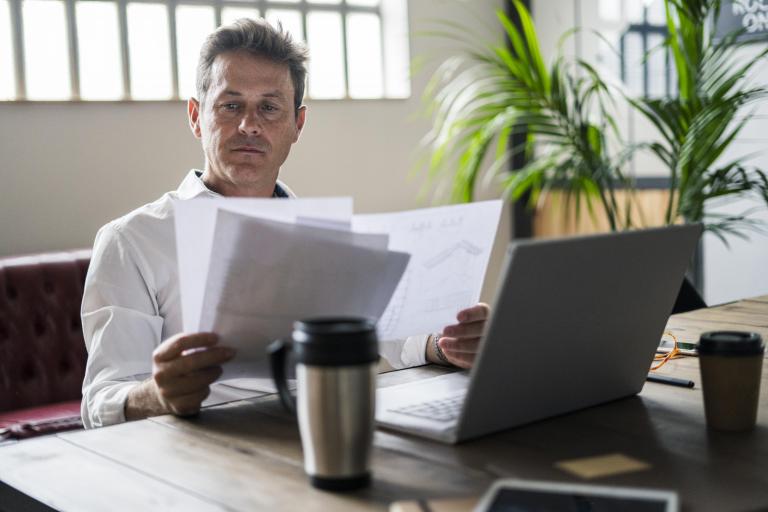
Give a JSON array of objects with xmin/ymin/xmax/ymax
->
[
  {"xmin": 0, "ymin": 0, "xmax": 18, "ymax": 99},
  {"xmin": 0, "ymin": 0, "xmax": 410, "ymax": 101},
  {"xmin": 596, "ymin": 0, "xmax": 674, "ymax": 99}
]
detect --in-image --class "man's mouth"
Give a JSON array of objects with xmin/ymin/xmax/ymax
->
[{"xmin": 232, "ymin": 146, "xmax": 266, "ymax": 154}]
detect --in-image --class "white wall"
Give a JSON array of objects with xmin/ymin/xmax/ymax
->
[
  {"xmin": 701, "ymin": 43, "xmax": 768, "ymax": 305},
  {"xmin": 0, "ymin": 0, "xmax": 510, "ymax": 302},
  {"xmin": 533, "ymin": 0, "xmax": 768, "ymax": 305}
]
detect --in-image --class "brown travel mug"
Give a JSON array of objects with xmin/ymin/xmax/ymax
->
[{"xmin": 698, "ymin": 331, "xmax": 764, "ymax": 431}]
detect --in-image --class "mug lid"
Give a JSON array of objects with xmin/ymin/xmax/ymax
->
[
  {"xmin": 293, "ymin": 317, "xmax": 379, "ymax": 366},
  {"xmin": 294, "ymin": 317, "xmax": 376, "ymax": 335},
  {"xmin": 698, "ymin": 331, "xmax": 764, "ymax": 356}
]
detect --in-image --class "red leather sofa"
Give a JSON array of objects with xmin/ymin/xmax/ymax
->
[{"xmin": 0, "ymin": 250, "xmax": 90, "ymax": 440}]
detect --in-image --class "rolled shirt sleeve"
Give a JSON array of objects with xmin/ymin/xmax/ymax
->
[
  {"xmin": 81, "ymin": 224, "xmax": 163, "ymax": 428},
  {"xmin": 379, "ymin": 334, "xmax": 429, "ymax": 369}
]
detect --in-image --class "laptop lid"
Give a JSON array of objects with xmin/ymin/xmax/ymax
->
[{"xmin": 455, "ymin": 224, "xmax": 703, "ymax": 441}]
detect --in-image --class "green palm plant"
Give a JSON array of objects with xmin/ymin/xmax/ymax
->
[
  {"xmin": 421, "ymin": 0, "xmax": 636, "ymax": 231},
  {"xmin": 631, "ymin": 0, "xmax": 768, "ymax": 241}
]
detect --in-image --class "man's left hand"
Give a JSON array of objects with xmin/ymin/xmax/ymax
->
[{"xmin": 430, "ymin": 303, "xmax": 490, "ymax": 369}]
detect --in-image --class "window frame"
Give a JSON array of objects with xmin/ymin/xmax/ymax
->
[
  {"xmin": 619, "ymin": 4, "xmax": 673, "ymax": 99},
  {"xmin": 3, "ymin": 0, "xmax": 395, "ymax": 102}
]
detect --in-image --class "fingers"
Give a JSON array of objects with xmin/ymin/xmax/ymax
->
[
  {"xmin": 155, "ymin": 345, "xmax": 235, "ymax": 380},
  {"xmin": 439, "ymin": 337, "xmax": 479, "ymax": 370},
  {"xmin": 442, "ymin": 320, "xmax": 485, "ymax": 339},
  {"xmin": 153, "ymin": 332, "xmax": 220, "ymax": 363},
  {"xmin": 457, "ymin": 302, "xmax": 490, "ymax": 323},
  {"xmin": 153, "ymin": 354, "xmax": 228, "ymax": 417},
  {"xmin": 156, "ymin": 366, "xmax": 223, "ymax": 399},
  {"xmin": 151, "ymin": 332, "xmax": 236, "ymax": 418},
  {"xmin": 446, "ymin": 353, "xmax": 474, "ymax": 369},
  {"xmin": 166, "ymin": 388, "xmax": 211, "ymax": 417},
  {"xmin": 439, "ymin": 337, "xmax": 480, "ymax": 354},
  {"xmin": 431, "ymin": 302, "xmax": 490, "ymax": 370},
  {"xmin": 442, "ymin": 303, "xmax": 490, "ymax": 338}
]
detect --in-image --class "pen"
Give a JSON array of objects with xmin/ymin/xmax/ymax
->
[{"xmin": 646, "ymin": 373, "xmax": 695, "ymax": 388}]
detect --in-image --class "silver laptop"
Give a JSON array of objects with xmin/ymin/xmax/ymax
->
[{"xmin": 376, "ymin": 224, "xmax": 703, "ymax": 444}]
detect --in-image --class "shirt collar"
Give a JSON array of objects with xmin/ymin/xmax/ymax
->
[{"xmin": 176, "ymin": 169, "xmax": 292, "ymax": 199}]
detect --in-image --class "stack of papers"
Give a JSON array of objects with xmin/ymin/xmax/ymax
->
[{"xmin": 174, "ymin": 198, "xmax": 501, "ymax": 378}]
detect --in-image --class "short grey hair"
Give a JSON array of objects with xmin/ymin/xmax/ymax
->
[{"xmin": 196, "ymin": 18, "xmax": 308, "ymax": 113}]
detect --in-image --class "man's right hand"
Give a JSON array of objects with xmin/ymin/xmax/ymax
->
[{"xmin": 125, "ymin": 333, "xmax": 235, "ymax": 420}]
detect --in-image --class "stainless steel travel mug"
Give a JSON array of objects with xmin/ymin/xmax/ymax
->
[{"xmin": 269, "ymin": 317, "xmax": 378, "ymax": 491}]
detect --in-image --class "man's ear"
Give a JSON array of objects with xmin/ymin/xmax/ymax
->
[
  {"xmin": 294, "ymin": 105, "xmax": 307, "ymax": 142},
  {"xmin": 188, "ymin": 98, "xmax": 202, "ymax": 139}
]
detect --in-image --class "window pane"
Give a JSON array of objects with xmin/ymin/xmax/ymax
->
[
  {"xmin": 596, "ymin": 31, "xmax": 620, "ymax": 78},
  {"xmin": 382, "ymin": 0, "xmax": 409, "ymax": 98},
  {"xmin": 647, "ymin": 0, "xmax": 665, "ymax": 25},
  {"xmin": 23, "ymin": 0, "xmax": 71, "ymax": 100},
  {"xmin": 76, "ymin": 1, "xmax": 123, "ymax": 100},
  {"xmin": 127, "ymin": 3, "xmax": 172, "ymax": 99},
  {"xmin": 176, "ymin": 4, "xmax": 215, "ymax": 99},
  {"xmin": 221, "ymin": 7, "xmax": 259, "ymax": 26},
  {"xmin": 265, "ymin": 9, "xmax": 303, "ymax": 41},
  {"xmin": 306, "ymin": 11, "xmax": 344, "ymax": 99},
  {"xmin": 598, "ymin": 0, "xmax": 620, "ymax": 22},
  {"xmin": 647, "ymin": 34, "xmax": 666, "ymax": 98},
  {"xmin": 347, "ymin": 13, "xmax": 382, "ymax": 98},
  {"xmin": 623, "ymin": 32, "xmax": 643, "ymax": 96},
  {"xmin": 624, "ymin": 0, "xmax": 644, "ymax": 24},
  {"xmin": 0, "ymin": 0, "xmax": 15, "ymax": 100}
]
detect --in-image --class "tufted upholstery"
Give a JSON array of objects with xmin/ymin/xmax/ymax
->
[{"xmin": 0, "ymin": 250, "xmax": 90, "ymax": 416}]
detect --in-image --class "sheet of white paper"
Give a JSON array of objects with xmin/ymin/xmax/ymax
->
[
  {"xmin": 352, "ymin": 200, "xmax": 502, "ymax": 340},
  {"xmin": 173, "ymin": 197, "xmax": 353, "ymax": 332},
  {"xmin": 200, "ymin": 210, "xmax": 410, "ymax": 379},
  {"xmin": 295, "ymin": 216, "xmax": 390, "ymax": 251},
  {"xmin": 296, "ymin": 216, "xmax": 350, "ymax": 232},
  {"xmin": 214, "ymin": 378, "xmax": 285, "ymax": 394}
]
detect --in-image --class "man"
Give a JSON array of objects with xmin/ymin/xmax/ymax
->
[{"xmin": 81, "ymin": 18, "xmax": 489, "ymax": 428}]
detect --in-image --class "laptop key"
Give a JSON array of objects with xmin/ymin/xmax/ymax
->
[{"xmin": 387, "ymin": 391, "xmax": 466, "ymax": 422}]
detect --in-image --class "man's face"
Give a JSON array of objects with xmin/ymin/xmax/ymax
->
[{"xmin": 188, "ymin": 50, "xmax": 306, "ymax": 197}]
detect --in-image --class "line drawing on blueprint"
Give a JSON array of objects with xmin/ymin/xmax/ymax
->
[
  {"xmin": 423, "ymin": 240, "xmax": 482, "ymax": 269},
  {"xmin": 377, "ymin": 265, "xmax": 410, "ymax": 338},
  {"xmin": 420, "ymin": 240, "xmax": 483, "ymax": 313}
]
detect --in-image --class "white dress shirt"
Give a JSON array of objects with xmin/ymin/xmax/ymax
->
[{"xmin": 81, "ymin": 170, "xmax": 428, "ymax": 428}]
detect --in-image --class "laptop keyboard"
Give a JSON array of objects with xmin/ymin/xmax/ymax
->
[{"xmin": 387, "ymin": 391, "xmax": 466, "ymax": 422}]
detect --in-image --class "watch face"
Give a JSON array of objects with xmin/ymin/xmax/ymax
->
[{"xmin": 488, "ymin": 488, "xmax": 670, "ymax": 512}]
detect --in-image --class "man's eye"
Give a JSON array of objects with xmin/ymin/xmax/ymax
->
[
  {"xmin": 261, "ymin": 104, "xmax": 278, "ymax": 113},
  {"xmin": 221, "ymin": 103, "xmax": 239, "ymax": 112}
]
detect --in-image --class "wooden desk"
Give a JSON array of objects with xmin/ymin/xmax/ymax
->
[{"xmin": 2, "ymin": 297, "xmax": 768, "ymax": 511}]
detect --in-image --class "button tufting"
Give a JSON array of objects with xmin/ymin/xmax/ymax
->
[
  {"xmin": 22, "ymin": 362, "xmax": 36, "ymax": 381},
  {"xmin": 71, "ymin": 315, "xmax": 80, "ymax": 331},
  {"xmin": 6, "ymin": 286, "xmax": 17, "ymax": 300},
  {"xmin": 34, "ymin": 318, "xmax": 46, "ymax": 336},
  {"xmin": 59, "ymin": 359, "xmax": 71, "ymax": 373}
]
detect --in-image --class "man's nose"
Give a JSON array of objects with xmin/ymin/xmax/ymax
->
[{"xmin": 238, "ymin": 110, "xmax": 263, "ymax": 135}]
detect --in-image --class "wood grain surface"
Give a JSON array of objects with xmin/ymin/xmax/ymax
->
[{"xmin": 1, "ymin": 298, "xmax": 767, "ymax": 512}]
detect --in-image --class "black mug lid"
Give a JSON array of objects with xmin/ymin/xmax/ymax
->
[
  {"xmin": 698, "ymin": 331, "xmax": 764, "ymax": 356},
  {"xmin": 292, "ymin": 317, "xmax": 379, "ymax": 366}
]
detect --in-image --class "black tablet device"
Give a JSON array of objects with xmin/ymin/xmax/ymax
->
[{"xmin": 474, "ymin": 479, "xmax": 678, "ymax": 512}]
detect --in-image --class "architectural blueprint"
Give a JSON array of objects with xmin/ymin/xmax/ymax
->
[{"xmin": 352, "ymin": 200, "xmax": 502, "ymax": 340}]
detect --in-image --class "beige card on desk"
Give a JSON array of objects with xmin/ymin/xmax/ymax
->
[{"xmin": 555, "ymin": 453, "xmax": 651, "ymax": 479}]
